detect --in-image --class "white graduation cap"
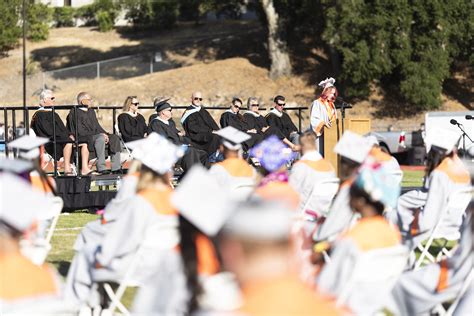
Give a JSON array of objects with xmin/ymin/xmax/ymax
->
[
  {"xmin": 0, "ymin": 173, "xmax": 55, "ymax": 232},
  {"xmin": 0, "ymin": 158, "xmax": 34, "ymax": 174},
  {"xmin": 318, "ymin": 77, "xmax": 336, "ymax": 89},
  {"xmin": 8, "ymin": 135, "xmax": 49, "ymax": 160},
  {"xmin": 223, "ymin": 198, "xmax": 292, "ymax": 241},
  {"xmin": 215, "ymin": 127, "xmax": 251, "ymax": 150},
  {"xmin": 131, "ymin": 133, "xmax": 185, "ymax": 174},
  {"xmin": 171, "ymin": 166, "xmax": 234, "ymax": 236},
  {"xmin": 334, "ymin": 130, "xmax": 372, "ymax": 163},
  {"xmin": 425, "ymin": 127, "xmax": 461, "ymax": 153},
  {"xmin": 365, "ymin": 135, "xmax": 379, "ymax": 147}
]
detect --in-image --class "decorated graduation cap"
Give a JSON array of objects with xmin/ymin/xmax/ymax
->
[
  {"xmin": 129, "ymin": 132, "xmax": 184, "ymax": 174},
  {"xmin": 352, "ymin": 157, "xmax": 401, "ymax": 210},
  {"xmin": 0, "ymin": 158, "xmax": 34, "ymax": 174},
  {"xmin": 334, "ymin": 131, "xmax": 372, "ymax": 164},
  {"xmin": 224, "ymin": 198, "xmax": 292, "ymax": 241},
  {"xmin": 0, "ymin": 173, "xmax": 55, "ymax": 232},
  {"xmin": 249, "ymin": 135, "xmax": 296, "ymax": 172},
  {"xmin": 425, "ymin": 127, "xmax": 460, "ymax": 154},
  {"xmin": 172, "ymin": 165, "xmax": 234, "ymax": 236},
  {"xmin": 318, "ymin": 77, "xmax": 336, "ymax": 89},
  {"xmin": 365, "ymin": 135, "xmax": 379, "ymax": 147},
  {"xmin": 8, "ymin": 135, "xmax": 49, "ymax": 160},
  {"xmin": 216, "ymin": 126, "xmax": 251, "ymax": 150}
]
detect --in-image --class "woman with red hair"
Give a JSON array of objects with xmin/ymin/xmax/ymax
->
[{"xmin": 309, "ymin": 78, "xmax": 338, "ymax": 156}]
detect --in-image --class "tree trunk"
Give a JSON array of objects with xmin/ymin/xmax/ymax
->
[{"xmin": 261, "ymin": 0, "xmax": 292, "ymax": 79}]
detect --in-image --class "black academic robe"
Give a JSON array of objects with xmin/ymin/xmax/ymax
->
[
  {"xmin": 181, "ymin": 106, "xmax": 220, "ymax": 155},
  {"xmin": 31, "ymin": 110, "xmax": 71, "ymax": 160},
  {"xmin": 243, "ymin": 112, "xmax": 286, "ymax": 140},
  {"xmin": 117, "ymin": 113, "xmax": 147, "ymax": 143},
  {"xmin": 148, "ymin": 117, "xmax": 209, "ymax": 171},
  {"xmin": 66, "ymin": 107, "xmax": 121, "ymax": 153},
  {"xmin": 265, "ymin": 110, "xmax": 298, "ymax": 140},
  {"xmin": 220, "ymin": 111, "xmax": 263, "ymax": 150}
]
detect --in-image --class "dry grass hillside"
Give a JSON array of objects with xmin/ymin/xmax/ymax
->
[{"xmin": 0, "ymin": 21, "xmax": 471, "ymax": 132}]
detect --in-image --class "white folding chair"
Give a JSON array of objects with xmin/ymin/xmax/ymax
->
[
  {"xmin": 100, "ymin": 219, "xmax": 179, "ymax": 315},
  {"xmin": 336, "ymin": 245, "xmax": 409, "ymax": 311},
  {"xmin": 413, "ymin": 187, "xmax": 472, "ymax": 270},
  {"xmin": 114, "ymin": 124, "xmax": 133, "ymax": 165},
  {"xmin": 431, "ymin": 268, "xmax": 474, "ymax": 316},
  {"xmin": 20, "ymin": 196, "xmax": 63, "ymax": 265},
  {"xmin": 301, "ymin": 177, "xmax": 340, "ymax": 217}
]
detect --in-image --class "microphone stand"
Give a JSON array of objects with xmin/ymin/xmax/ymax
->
[{"xmin": 454, "ymin": 123, "xmax": 473, "ymax": 156}]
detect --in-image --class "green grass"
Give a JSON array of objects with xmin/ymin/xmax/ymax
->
[{"xmin": 401, "ymin": 170, "xmax": 424, "ymax": 188}]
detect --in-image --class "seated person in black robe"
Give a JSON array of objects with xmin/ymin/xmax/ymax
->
[
  {"xmin": 67, "ymin": 92, "xmax": 122, "ymax": 174},
  {"xmin": 31, "ymin": 89, "xmax": 92, "ymax": 175},
  {"xmin": 219, "ymin": 97, "xmax": 263, "ymax": 151},
  {"xmin": 244, "ymin": 97, "xmax": 299, "ymax": 151},
  {"xmin": 148, "ymin": 100, "xmax": 209, "ymax": 172},
  {"xmin": 117, "ymin": 96, "xmax": 147, "ymax": 142},
  {"xmin": 265, "ymin": 95, "xmax": 300, "ymax": 150},
  {"xmin": 180, "ymin": 91, "xmax": 222, "ymax": 161}
]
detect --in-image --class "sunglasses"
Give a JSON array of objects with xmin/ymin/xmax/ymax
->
[
  {"xmin": 131, "ymin": 102, "xmax": 139, "ymax": 105},
  {"xmin": 233, "ymin": 104, "xmax": 241, "ymax": 108},
  {"xmin": 251, "ymin": 103, "xmax": 259, "ymax": 106},
  {"xmin": 194, "ymin": 97, "xmax": 203, "ymax": 101},
  {"xmin": 277, "ymin": 103, "xmax": 285, "ymax": 106},
  {"xmin": 48, "ymin": 96, "xmax": 55, "ymax": 100}
]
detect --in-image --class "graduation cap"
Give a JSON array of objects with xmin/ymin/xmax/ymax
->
[
  {"xmin": 334, "ymin": 131, "xmax": 372, "ymax": 164},
  {"xmin": 0, "ymin": 158, "xmax": 34, "ymax": 174},
  {"xmin": 223, "ymin": 198, "xmax": 292, "ymax": 241},
  {"xmin": 130, "ymin": 133, "xmax": 185, "ymax": 174},
  {"xmin": 154, "ymin": 100, "xmax": 172, "ymax": 113},
  {"xmin": 249, "ymin": 135, "xmax": 296, "ymax": 172},
  {"xmin": 215, "ymin": 126, "xmax": 251, "ymax": 150},
  {"xmin": 0, "ymin": 173, "xmax": 55, "ymax": 232},
  {"xmin": 425, "ymin": 127, "xmax": 461, "ymax": 154},
  {"xmin": 365, "ymin": 135, "xmax": 379, "ymax": 147},
  {"xmin": 7, "ymin": 135, "xmax": 49, "ymax": 160},
  {"xmin": 171, "ymin": 165, "xmax": 234, "ymax": 236}
]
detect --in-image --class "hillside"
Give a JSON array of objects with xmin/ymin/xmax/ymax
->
[{"xmin": 0, "ymin": 22, "xmax": 471, "ymax": 132}]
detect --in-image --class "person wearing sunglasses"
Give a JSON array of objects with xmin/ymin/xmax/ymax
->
[
  {"xmin": 117, "ymin": 96, "xmax": 147, "ymax": 143},
  {"xmin": 265, "ymin": 95, "xmax": 300, "ymax": 151},
  {"xmin": 181, "ymin": 91, "xmax": 222, "ymax": 162},
  {"xmin": 31, "ymin": 89, "xmax": 92, "ymax": 175},
  {"xmin": 219, "ymin": 98, "xmax": 263, "ymax": 151}
]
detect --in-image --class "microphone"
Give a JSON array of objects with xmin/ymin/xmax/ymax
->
[
  {"xmin": 335, "ymin": 97, "xmax": 353, "ymax": 109},
  {"xmin": 450, "ymin": 119, "xmax": 460, "ymax": 126},
  {"xmin": 466, "ymin": 115, "xmax": 473, "ymax": 120}
]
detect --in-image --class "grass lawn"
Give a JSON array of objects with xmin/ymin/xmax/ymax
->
[{"xmin": 46, "ymin": 169, "xmax": 424, "ymax": 308}]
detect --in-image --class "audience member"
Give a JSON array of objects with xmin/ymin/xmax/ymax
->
[
  {"xmin": 117, "ymin": 96, "xmax": 147, "ymax": 142},
  {"xmin": 265, "ymin": 95, "xmax": 299, "ymax": 148}
]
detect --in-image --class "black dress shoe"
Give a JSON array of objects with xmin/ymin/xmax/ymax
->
[{"xmin": 98, "ymin": 170, "xmax": 111, "ymax": 175}]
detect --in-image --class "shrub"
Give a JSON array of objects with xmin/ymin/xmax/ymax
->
[
  {"xmin": 76, "ymin": 0, "xmax": 117, "ymax": 27},
  {"xmin": 53, "ymin": 6, "xmax": 76, "ymax": 27},
  {"xmin": 27, "ymin": 3, "xmax": 52, "ymax": 42},
  {"xmin": 96, "ymin": 10, "xmax": 114, "ymax": 32},
  {"xmin": 122, "ymin": 0, "xmax": 178, "ymax": 30},
  {"xmin": 75, "ymin": 4, "xmax": 97, "ymax": 26},
  {"xmin": 0, "ymin": 0, "xmax": 21, "ymax": 54}
]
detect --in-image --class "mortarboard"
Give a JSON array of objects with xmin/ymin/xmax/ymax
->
[
  {"xmin": 318, "ymin": 77, "xmax": 336, "ymax": 89},
  {"xmin": 154, "ymin": 100, "xmax": 172, "ymax": 113},
  {"xmin": 224, "ymin": 198, "xmax": 292, "ymax": 241},
  {"xmin": 0, "ymin": 158, "xmax": 34, "ymax": 174},
  {"xmin": 365, "ymin": 135, "xmax": 379, "ymax": 147},
  {"xmin": 131, "ymin": 133, "xmax": 184, "ymax": 174},
  {"xmin": 171, "ymin": 166, "xmax": 234, "ymax": 236},
  {"xmin": 352, "ymin": 157, "xmax": 401, "ymax": 210},
  {"xmin": 7, "ymin": 135, "xmax": 49, "ymax": 160},
  {"xmin": 249, "ymin": 135, "xmax": 296, "ymax": 172},
  {"xmin": 215, "ymin": 126, "xmax": 251, "ymax": 150},
  {"xmin": 425, "ymin": 127, "xmax": 461, "ymax": 154},
  {"xmin": 0, "ymin": 173, "xmax": 55, "ymax": 232},
  {"xmin": 334, "ymin": 131, "xmax": 372, "ymax": 164}
]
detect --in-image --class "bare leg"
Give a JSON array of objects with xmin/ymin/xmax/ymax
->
[
  {"xmin": 80, "ymin": 145, "xmax": 92, "ymax": 174},
  {"xmin": 63, "ymin": 143, "xmax": 73, "ymax": 173}
]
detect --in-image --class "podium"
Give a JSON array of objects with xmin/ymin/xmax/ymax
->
[{"xmin": 323, "ymin": 117, "xmax": 371, "ymax": 176}]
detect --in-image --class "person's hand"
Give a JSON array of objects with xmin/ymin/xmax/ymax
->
[
  {"xmin": 178, "ymin": 131, "xmax": 185, "ymax": 137},
  {"xmin": 212, "ymin": 130, "xmax": 219, "ymax": 134},
  {"xmin": 262, "ymin": 126, "xmax": 270, "ymax": 132},
  {"xmin": 69, "ymin": 135, "xmax": 75, "ymax": 141},
  {"xmin": 247, "ymin": 129, "xmax": 257, "ymax": 134},
  {"xmin": 290, "ymin": 144, "xmax": 301, "ymax": 152},
  {"xmin": 102, "ymin": 133, "xmax": 109, "ymax": 144}
]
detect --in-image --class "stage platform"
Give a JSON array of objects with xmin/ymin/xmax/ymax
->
[{"xmin": 55, "ymin": 173, "xmax": 121, "ymax": 212}]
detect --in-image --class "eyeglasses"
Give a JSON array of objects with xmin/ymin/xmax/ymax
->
[
  {"xmin": 194, "ymin": 97, "xmax": 203, "ymax": 101},
  {"xmin": 277, "ymin": 103, "xmax": 285, "ymax": 106},
  {"xmin": 48, "ymin": 96, "xmax": 55, "ymax": 100},
  {"xmin": 251, "ymin": 103, "xmax": 259, "ymax": 107},
  {"xmin": 131, "ymin": 102, "xmax": 139, "ymax": 106},
  {"xmin": 233, "ymin": 104, "xmax": 241, "ymax": 108}
]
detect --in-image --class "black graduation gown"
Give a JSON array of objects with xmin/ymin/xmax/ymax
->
[
  {"xmin": 117, "ymin": 113, "xmax": 147, "ymax": 143},
  {"xmin": 220, "ymin": 111, "xmax": 263, "ymax": 150},
  {"xmin": 31, "ymin": 110, "xmax": 71, "ymax": 160},
  {"xmin": 66, "ymin": 108, "xmax": 121, "ymax": 153},
  {"xmin": 181, "ymin": 106, "xmax": 220, "ymax": 155},
  {"xmin": 265, "ymin": 110, "xmax": 298, "ymax": 139},
  {"xmin": 148, "ymin": 117, "xmax": 209, "ymax": 171},
  {"xmin": 243, "ymin": 112, "xmax": 286, "ymax": 140}
]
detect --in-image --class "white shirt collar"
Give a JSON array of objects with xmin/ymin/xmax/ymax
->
[
  {"xmin": 191, "ymin": 105, "xmax": 201, "ymax": 111},
  {"xmin": 270, "ymin": 108, "xmax": 283, "ymax": 118},
  {"xmin": 125, "ymin": 111, "xmax": 138, "ymax": 117},
  {"xmin": 244, "ymin": 111, "xmax": 260, "ymax": 117},
  {"xmin": 157, "ymin": 117, "xmax": 169, "ymax": 125},
  {"xmin": 300, "ymin": 150, "xmax": 322, "ymax": 161}
]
